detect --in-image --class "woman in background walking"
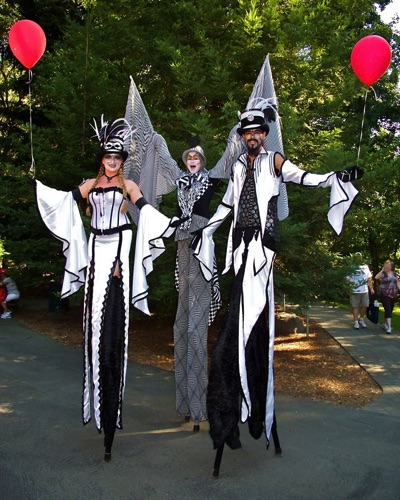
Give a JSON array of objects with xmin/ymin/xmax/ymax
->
[{"xmin": 375, "ymin": 259, "xmax": 399, "ymax": 334}]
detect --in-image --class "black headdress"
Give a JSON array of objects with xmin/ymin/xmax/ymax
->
[
  {"xmin": 237, "ymin": 97, "xmax": 279, "ymax": 136},
  {"xmin": 91, "ymin": 115, "xmax": 134, "ymax": 162}
]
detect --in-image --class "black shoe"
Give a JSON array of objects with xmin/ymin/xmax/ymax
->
[
  {"xmin": 193, "ymin": 424, "xmax": 200, "ymax": 433},
  {"xmin": 226, "ymin": 425, "xmax": 242, "ymax": 450},
  {"xmin": 226, "ymin": 436, "xmax": 242, "ymax": 449},
  {"xmin": 248, "ymin": 417, "xmax": 263, "ymax": 440},
  {"xmin": 104, "ymin": 446, "xmax": 112, "ymax": 462}
]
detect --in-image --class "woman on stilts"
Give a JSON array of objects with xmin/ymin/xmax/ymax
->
[{"xmin": 34, "ymin": 116, "xmax": 179, "ymax": 461}]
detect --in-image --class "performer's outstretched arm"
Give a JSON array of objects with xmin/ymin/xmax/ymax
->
[
  {"xmin": 276, "ymin": 153, "xmax": 363, "ymax": 235},
  {"xmin": 190, "ymin": 179, "xmax": 234, "ymax": 282}
]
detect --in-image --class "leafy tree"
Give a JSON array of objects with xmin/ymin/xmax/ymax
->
[{"xmin": 0, "ymin": 0, "xmax": 399, "ymax": 311}]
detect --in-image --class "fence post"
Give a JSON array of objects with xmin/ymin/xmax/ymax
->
[{"xmin": 305, "ymin": 301, "xmax": 311, "ymax": 338}]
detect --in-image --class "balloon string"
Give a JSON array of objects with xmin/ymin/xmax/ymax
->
[
  {"xmin": 370, "ymin": 85, "xmax": 378, "ymax": 100},
  {"xmin": 356, "ymin": 90, "xmax": 368, "ymax": 166},
  {"xmin": 28, "ymin": 69, "xmax": 35, "ymax": 178}
]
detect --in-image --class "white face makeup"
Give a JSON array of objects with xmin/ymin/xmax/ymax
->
[
  {"xmin": 103, "ymin": 153, "xmax": 123, "ymax": 173},
  {"xmin": 186, "ymin": 153, "xmax": 202, "ymax": 174},
  {"xmin": 242, "ymin": 129, "xmax": 266, "ymax": 155}
]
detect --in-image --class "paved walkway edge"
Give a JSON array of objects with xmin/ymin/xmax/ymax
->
[{"xmin": 310, "ymin": 302, "xmax": 400, "ymax": 417}]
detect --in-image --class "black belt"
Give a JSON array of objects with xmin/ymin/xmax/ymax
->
[{"xmin": 90, "ymin": 224, "xmax": 131, "ymax": 235}]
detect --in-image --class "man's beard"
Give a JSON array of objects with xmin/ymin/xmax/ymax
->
[{"xmin": 247, "ymin": 143, "xmax": 261, "ymax": 156}]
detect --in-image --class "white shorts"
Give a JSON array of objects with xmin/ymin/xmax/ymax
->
[{"xmin": 5, "ymin": 292, "xmax": 20, "ymax": 302}]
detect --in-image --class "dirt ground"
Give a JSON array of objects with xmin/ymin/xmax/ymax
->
[{"xmin": 14, "ymin": 300, "xmax": 382, "ymax": 408}]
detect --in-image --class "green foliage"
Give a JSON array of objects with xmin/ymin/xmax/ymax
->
[
  {"xmin": 274, "ymin": 222, "xmax": 358, "ymax": 307},
  {"xmin": 385, "ymin": 305, "xmax": 400, "ymax": 331},
  {"xmin": 1, "ymin": 0, "xmax": 399, "ymax": 315}
]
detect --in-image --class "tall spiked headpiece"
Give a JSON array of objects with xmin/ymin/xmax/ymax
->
[{"xmin": 91, "ymin": 115, "xmax": 134, "ymax": 161}]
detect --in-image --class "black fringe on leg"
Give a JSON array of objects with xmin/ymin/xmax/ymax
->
[
  {"xmin": 82, "ymin": 254, "xmax": 95, "ymax": 426},
  {"xmin": 245, "ymin": 301, "xmax": 269, "ymax": 440},
  {"xmin": 100, "ymin": 275, "xmax": 125, "ymax": 453},
  {"xmin": 207, "ymin": 263, "xmax": 244, "ymax": 450},
  {"xmin": 207, "ymin": 226, "xmax": 271, "ymax": 447}
]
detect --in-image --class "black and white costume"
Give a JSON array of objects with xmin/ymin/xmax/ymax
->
[
  {"xmin": 192, "ymin": 148, "xmax": 358, "ymax": 448},
  {"xmin": 122, "ymin": 57, "xmax": 288, "ymax": 426},
  {"xmin": 123, "ymin": 78, "xmax": 231, "ymax": 426},
  {"xmin": 83, "ymin": 186, "xmax": 132, "ymax": 439},
  {"xmin": 162, "ymin": 162, "xmax": 221, "ymax": 425},
  {"xmin": 35, "ymin": 162, "xmax": 176, "ymax": 457}
]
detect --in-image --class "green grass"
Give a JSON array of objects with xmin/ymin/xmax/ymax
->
[
  {"xmin": 379, "ymin": 304, "xmax": 400, "ymax": 330},
  {"xmin": 326, "ymin": 301, "xmax": 400, "ymax": 331}
]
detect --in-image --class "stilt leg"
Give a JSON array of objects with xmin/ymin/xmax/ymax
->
[
  {"xmin": 271, "ymin": 413, "xmax": 282, "ymax": 455},
  {"xmin": 212, "ymin": 444, "xmax": 225, "ymax": 478},
  {"xmin": 101, "ymin": 275, "xmax": 124, "ymax": 463}
]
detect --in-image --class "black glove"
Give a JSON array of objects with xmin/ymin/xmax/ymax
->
[
  {"xmin": 190, "ymin": 228, "xmax": 204, "ymax": 250},
  {"xmin": 169, "ymin": 215, "xmax": 189, "ymax": 229},
  {"xmin": 135, "ymin": 196, "xmax": 148, "ymax": 210},
  {"xmin": 71, "ymin": 187, "xmax": 83, "ymax": 202},
  {"xmin": 336, "ymin": 165, "xmax": 364, "ymax": 182}
]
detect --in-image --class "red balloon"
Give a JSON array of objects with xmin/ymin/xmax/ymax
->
[
  {"xmin": 351, "ymin": 35, "xmax": 391, "ymax": 86},
  {"xmin": 8, "ymin": 20, "xmax": 46, "ymax": 69}
]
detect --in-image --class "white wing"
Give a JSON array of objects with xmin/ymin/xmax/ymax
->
[
  {"xmin": 208, "ymin": 122, "xmax": 245, "ymax": 180},
  {"xmin": 210, "ymin": 54, "xmax": 289, "ymax": 220},
  {"xmin": 250, "ymin": 54, "xmax": 288, "ymax": 221},
  {"xmin": 123, "ymin": 76, "xmax": 181, "ymax": 223}
]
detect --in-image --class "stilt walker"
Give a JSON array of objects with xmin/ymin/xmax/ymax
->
[
  {"xmin": 34, "ymin": 115, "xmax": 180, "ymax": 461},
  {"xmin": 122, "ymin": 58, "xmax": 288, "ymax": 432},
  {"xmin": 124, "ymin": 78, "xmax": 235, "ymax": 431},
  {"xmin": 192, "ymin": 54, "xmax": 362, "ymax": 477}
]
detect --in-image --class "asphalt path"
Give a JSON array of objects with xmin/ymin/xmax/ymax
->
[{"xmin": 1, "ymin": 315, "xmax": 399, "ymax": 499}]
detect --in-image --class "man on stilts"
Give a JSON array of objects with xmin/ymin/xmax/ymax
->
[{"xmin": 192, "ymin": 56, "xmax": 363, "ymax": 476}]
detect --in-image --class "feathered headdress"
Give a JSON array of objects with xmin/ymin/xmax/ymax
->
[
  {"xmin": 237, "ymin": 97, "xmax": 279, "ymax": 136},
  {"xmin": 247, "ymin": 96, "xmax": 278, "ymax": 123},
  {"xmin": 91, "ymin": 115, "xmax": 135, "ymax": 161}
]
